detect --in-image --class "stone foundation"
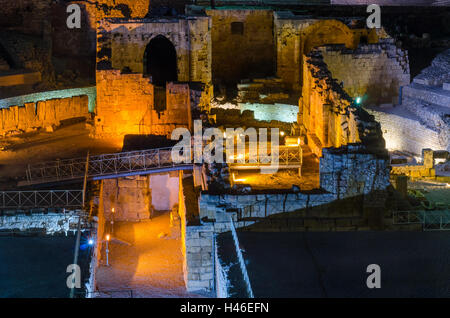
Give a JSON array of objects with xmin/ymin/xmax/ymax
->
[
  {"xmin": 391, "ymin": 149, "xmax": 436, "ymax": 178},
  {"xmin": 0, "ymin": 210, "xmax": 85, "ymax": 235},
  {"xmin": 183, "ymin": 225, "xmax": 214, "ymax": 292}
]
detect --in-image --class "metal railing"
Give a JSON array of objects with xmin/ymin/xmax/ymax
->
[
  {"xmin": 23, "ymin": 145, "xmax": 302, "ymax": 185},
  {"xmin": 228, "ymin": 146, "xmax": 302, "ymax": 169},
  {"xmin": 214, "ymin": 236, "xmax": 229, "ymax": 298},
  {"xmin": 393, "ymin": 210, "xmax": 450, "ymax": 231},
  {"xmin": 229, "ymin": 215, "xmax": 254, "ymax": 298},
  {"xmin": 24, "ymin": 147, "xmax": 193, "ymax": 185},
  {"xmin": 0, "ymin": 190, "xmax": 83, "ymax": 209}
]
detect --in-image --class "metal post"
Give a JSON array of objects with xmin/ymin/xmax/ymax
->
[
  {"xmin": 106, "ymin": 239, "xmax": 109, "ymax": 266},
  {"xmin": 111, "ymin": 208, "xmax": 115, "ymax": 234},
  {"xmin": 69, "ymin": 151, "xmax": 90, "ymax": 298}
]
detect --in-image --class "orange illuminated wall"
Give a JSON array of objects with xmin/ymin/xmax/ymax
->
[
  {"xmin": 300, "ymin": 52, "xmax": 363, "ymax": 157},
  {"xmin": 94, "ymin": 70, "xmax": 192, "ymax": 138}
]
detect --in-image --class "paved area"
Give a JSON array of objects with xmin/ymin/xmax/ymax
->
[{"xmin": 95, "ymin": 212, "xmax": 210, "ymax": 298}]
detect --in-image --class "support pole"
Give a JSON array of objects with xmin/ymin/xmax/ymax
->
[{"xmin": 70, "ymin": 151, "xmax": 90, "ymax": 298}]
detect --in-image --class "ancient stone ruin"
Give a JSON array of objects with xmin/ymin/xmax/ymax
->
[{"xmin": 0, "ymin": 0, "xmax": 449, "ymax": 299}]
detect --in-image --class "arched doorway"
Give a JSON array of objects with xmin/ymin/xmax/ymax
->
[{"xmin": 143, "ymin": 35, "xmax": 177, "ymax": 86}]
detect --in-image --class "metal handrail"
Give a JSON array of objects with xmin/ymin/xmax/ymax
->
[
  {"xmin": 0, "ymin": 190, "xmax": 83, "ymax": 209},
  {"xmin": 393, "ymin": 210, "xmax": 450, "ymax": 231},
  {"xmin": 24, "ymin": 147, "xmax": 181, "ymax": 184}
]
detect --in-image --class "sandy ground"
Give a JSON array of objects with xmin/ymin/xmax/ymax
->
[
  {"xmin": 95, "ymin": 212, "xmax": 212, "ymax": 298},
  {"xmin": 0, "ymin": 122, "xmax": 122, "ymax": 188}
]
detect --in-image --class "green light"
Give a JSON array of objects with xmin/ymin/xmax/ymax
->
[{"xmin": 355, "ymin": 97, "xmax": 362, "ymax": 105}]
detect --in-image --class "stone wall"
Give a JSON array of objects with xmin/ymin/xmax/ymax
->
[
  {"xmin": 183, "ymin": 225, "xmax": 214, "ymax": 292},
  {"xmin": 0, "ymin": 0, "xmax": 52, "ymax": 35},
  {"xmin": 319, "ymin": 41, "xmax": 410, "ymax": 106},
  {"xmin": 274, "ymin": 15, "xmax": 382, "ymax": 91},
  {"xmin": 0, "ymin": 30, "xmax": 53, "ymax": 85},
  {"xmin": 391, "ymin": 149, "xmax": 436, "ymax": 178},
  {"xmin": 102, "ymin": 176, "xmax": 151, "ymax": 221},
  {"xmin": 300, "ymin": 50, "xmax": 386, "ymax": 157},
  {"xmin": 0, "ymin": 210, "xmax": 85, "ymax": 235},
  {"xmin": 95, "ymin": 70, "xmax": 193, "ymax": 137},
  {"xmin": 0, "ymin": 95, "xmax": 90, "ymax": 136},
  {"xmin": 0, "ymin": 86, "xmax": 97, "ymax": 112},
  {"xmin": 206, "ymin": 9, "xmax": 275, "ymax": 83},
  {"xmin": 97, "ymin": 17, "xmax": 211, "ymax": 85},
  {"xmin": 51, "ymin": 1, "xmax": 97, "ymax": 58},
  {"xmin": 366, "ymin": 106, "xmax": 443, "ymax": 155},
  {"xmin": 368, "ymin": 49, "xmax": 450, "ymax": 155},
  {"xmin": 199, "ymin": 191, "xmax": 337, "ymax": 233},
  {"xmin": 320, "ymin": 144, "xmax": 390, "ymax": 199},
  {"xmin": 178, "ymin": 172, "xmax": 214, "ymax": 292},
  {"xmin": 238, "ymin": 103, "xmax": 299, "ymax": 123}
]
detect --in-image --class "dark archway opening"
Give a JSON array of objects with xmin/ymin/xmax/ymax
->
[
  {"xmin": 144, "ymin": 35, "xmax": 177, "ymax": 87},
  {"xmin": 0, "ymin": 43, "xmax": 16, "ymax": 70}
]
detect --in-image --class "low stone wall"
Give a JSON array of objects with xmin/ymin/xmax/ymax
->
[
  {"xmin": 391, "ymin": 149, "xmax": 436, "ymax": 178},
  {"xmin": 320, "ymin": 145, "xmax": 391, "ymax": 199},
  {"xmin": 0, "ymin": 210, "xmax": 84, "ymax": 235},
  {"xmin": 0, "ymin": 91, "xmax": 92, "ymax": 136},
  {"xmin": 198, "ymin": 146, "xmax": 389, "ymax": 232},
  {"xmin": 366, "ymin": 106, "xmax": 443, "ymax": 155},
  {"xmin": 239, "ymin": 102, "xmax": 298, "ymax": 123},
  {"xmin": 0, "ymin": 72, "xmax": 41, "ymax": 87},
  {"xmin": 200, "ymin": 191, "xmax": 337, "ymax": 233},
  {"xmin": 0, "ymin": 86, "xmax": 96, "ymax": 112},
  {"xmin": 179, "ymin": 142, "xmax": 391, "ymax": 292}
]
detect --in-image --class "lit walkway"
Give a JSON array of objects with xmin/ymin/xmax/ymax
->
[{"xmin": 94, "ymin": 212, "xmax": 210, "ymax": 298}]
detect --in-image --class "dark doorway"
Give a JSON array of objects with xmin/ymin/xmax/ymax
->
[
  {"xmin": 0, "ymin": 43, "xmax": 16, "ymax": 69},
  {"xmin": 144, "ymin": 35, "xmax": 177, "ymax": 86}
]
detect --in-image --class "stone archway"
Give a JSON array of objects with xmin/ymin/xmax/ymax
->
[
  {"xmin": 302, "ymin": 20, "xmax": 359, "ymax": 55},
  {"xmin": 143, "ymin": 35, "xmax": 178, "ymax": 86}
]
